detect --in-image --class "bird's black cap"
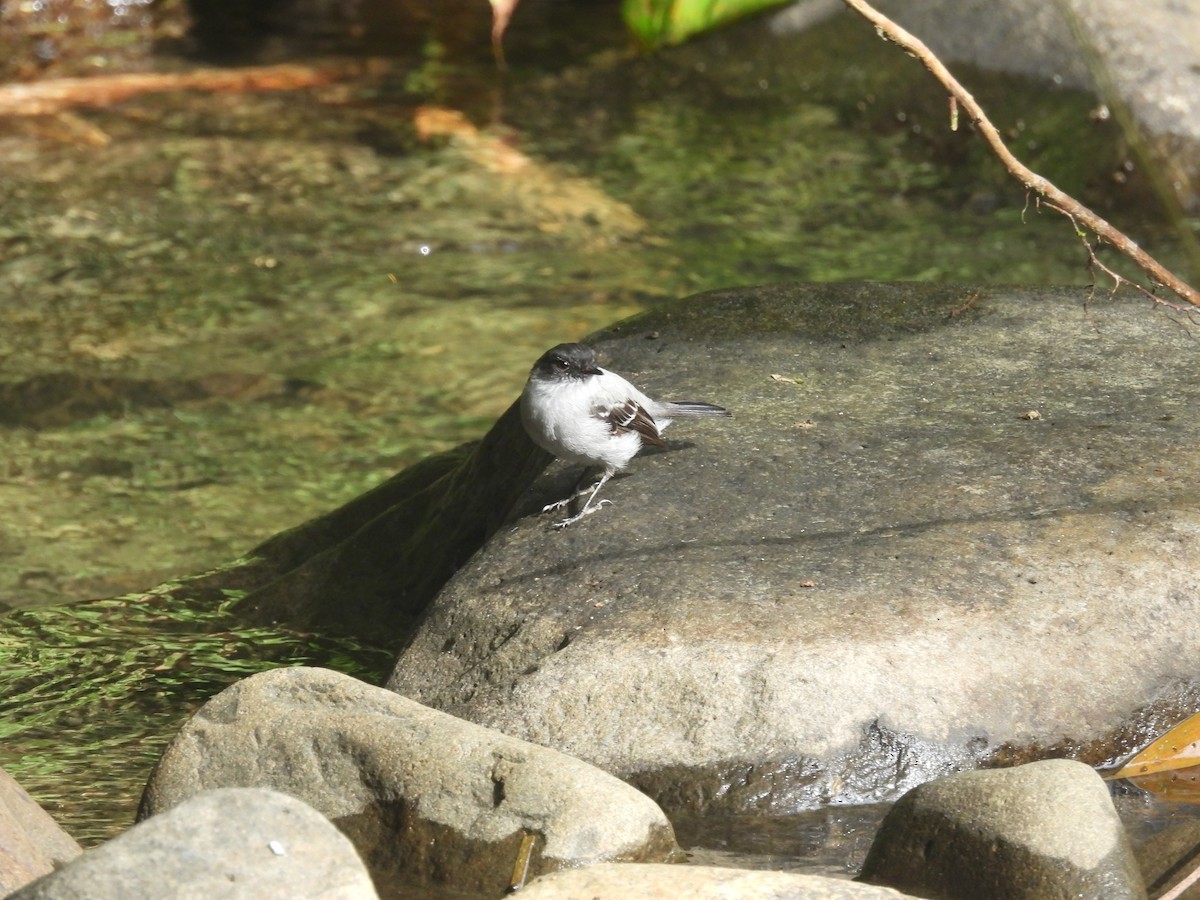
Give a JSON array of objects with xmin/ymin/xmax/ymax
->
[{"xmin": 532, "ymin": 343, "xmax": 602, "ymax": 379}]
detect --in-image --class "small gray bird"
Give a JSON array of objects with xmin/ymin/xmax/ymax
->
[{"xmin": 520, "ymin": 342, "xmax": 731, "ymax": 527}]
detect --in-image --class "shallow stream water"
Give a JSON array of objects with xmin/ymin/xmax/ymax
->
[{"xmin": 0, "ymin": 0, "xmax": 1193, "ymax": 871}]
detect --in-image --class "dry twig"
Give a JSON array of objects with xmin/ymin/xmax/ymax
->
[{"xmin": 840, "ymin": 0, "xmax": 1200, "ymax": 309}]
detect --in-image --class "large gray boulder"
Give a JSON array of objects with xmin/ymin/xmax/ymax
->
[
  {"xmin": 9, "ymin": 787, "xmax": 376, "ymax": 900},
  {"xmin": 139, "ymin": 666, "xmax": 678, "ymax": 896},
  {"xmin": 858, "ymin": 759, "xmax": 1145, "ymax": 899},
  {"xmin": 0, "ymin": 767, "xmax": 81, "ymax": 895},
  {"xmin": 387, "ymin": 282, "xmax": 1200, "ymax": 814}
]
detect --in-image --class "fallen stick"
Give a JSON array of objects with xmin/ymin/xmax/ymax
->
[{"xmin": 0, "ymin": 63, "xmax": 347, "ymax": 117}]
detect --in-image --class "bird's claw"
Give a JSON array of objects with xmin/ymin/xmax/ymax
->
[
  {"xmin": 552, "ymin": 499, "xmax": 612, "ymax": 529},
  {"xmin": 542, "ymin": 486, "xmax": 597, "ymax": 513}
]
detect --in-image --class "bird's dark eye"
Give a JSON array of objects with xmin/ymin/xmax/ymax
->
[{"xmin": 554, "ymin": 358, "xmax": 569, "ymax": 369}]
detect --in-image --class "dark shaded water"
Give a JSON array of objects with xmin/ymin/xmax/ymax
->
[{"xmin": 0, "ymin": 0, "xmax": 1194, "ymax": 869}]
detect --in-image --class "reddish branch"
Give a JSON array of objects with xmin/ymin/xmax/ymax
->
[
  {"xmin": 0, "ymin": 64, "xmax": 345, "ymax": 117},
  {"xmin": 840, "ymin": 0, "xmax": 1200, "ymax": 308}
]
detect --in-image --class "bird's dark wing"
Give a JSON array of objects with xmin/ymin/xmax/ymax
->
[{"xmin": 600, "ymin": 398, "xmax": 667, "ymax": 449}]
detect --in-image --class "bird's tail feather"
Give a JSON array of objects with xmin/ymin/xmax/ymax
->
[{"xmin": 664, "ymin": 401, "xmax": 732, "ymax": 417}]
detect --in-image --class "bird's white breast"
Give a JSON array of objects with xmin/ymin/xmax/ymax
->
[{"xmin": 520, "ymin": 369, "xmax": 653, "ymax": 471}]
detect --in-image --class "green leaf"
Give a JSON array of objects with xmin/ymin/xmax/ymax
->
[{"xmin": 622, "ymin": 0, "xmax": 794, "ymax": 48}]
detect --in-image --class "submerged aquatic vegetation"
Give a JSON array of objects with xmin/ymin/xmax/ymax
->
[{"xmin": 0, "ymin": 586, "xmax": 393, "ymax": 845}]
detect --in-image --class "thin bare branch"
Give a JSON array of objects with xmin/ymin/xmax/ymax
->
[
  {"xmin": 1039, "ymin": 197, "xmax": 1198, "ymax": 317},
  {"xmin": 840, "ymin": 0, "xmax": 1200, "ymax": 308}
]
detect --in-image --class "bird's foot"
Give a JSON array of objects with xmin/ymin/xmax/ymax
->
[
  {"xmin": 542, "ymin": 482, "xmax": 600, "ymax": 513},
  {"xmin": 542, "ymin": 496, "xmax": 575, "ymax": 513},
  {"xmin": 552, "ymin": 499, "xmax": 612, "ymax": 529}
]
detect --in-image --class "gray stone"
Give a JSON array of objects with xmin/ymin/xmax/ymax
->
[
  {"xmin": 858, "ymin": 759, "xmax": 1144, "ymax": 899},
  {"xmin": 520, "ymin": 863, "xmax": 918, "ymax": 899},
  {"xmin": 9, "ymin": 787, "xmax": 376, "ymax": 900},
  {"xmin": 775, "ymin": 0, "xmax": 1090, "ymax": 86},
  {"xmin": 386, "ymin": 282, "xmax": 1200, "ymax": 814},
  {"xmin": 0, "ymin": 766, "xmax": 81, "ymax": 895},
  {"xmin": 773, "ymin": 0, "xmax": 1200, "ymax": 209},
  {"xmin": 139, "ymin": 666, "xmax": 678, "ymax": 897}
]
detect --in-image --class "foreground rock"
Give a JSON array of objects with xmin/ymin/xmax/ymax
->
[
  {"xmin": 0, "ymin": 767, "xmax": 81, "ymax": 895},
  {"xmin": 140, "ymin": 666, "xmax": 678, "ymax": 896},
  {"xmin": 11, "ymin": 787, "xmax": 376, "ymax": 899},
  {"xmin": 521, "ymin": 863, "xmax": 917, "ymax": 899},
  {"xmin": 859, "ymin": 759, "xmax": 1144, "ymax": 899},
  {"xmin": 387, "ymin": 282, "xmax": 1200, "ymax": 813}
]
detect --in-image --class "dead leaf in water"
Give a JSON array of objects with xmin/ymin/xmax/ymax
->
[
  {"xmin": 412, "ymin": 104, "xmax": 646, "ymax": 239},
  {"xmin": 1126, "ymin": 768, "xmax": 1200, "ymax": 802},
  {"xmin": 1109, "ymin": 711, "xmax": 1200, "ymax": 784}
]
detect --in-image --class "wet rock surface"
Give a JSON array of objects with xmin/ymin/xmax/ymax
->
[
  {"xmin": 139, "ymin": 666, "xmax": 679, "ymax": 896},
  {"xmin": 10, "ymin": 787, "xmax": 377, "ymax": 900},
  {"xmin": 858, "ymin": 759, "xmax": 1145, "ymax": 899},
  {"xmin": 519, "ymin": 862, "xmax": 917, "ymax": 899},
  {"xmin": 387, "ymin": 281, "xmax": 1200, "ymax": 814}
]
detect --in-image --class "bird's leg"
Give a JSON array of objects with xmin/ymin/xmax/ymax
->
[
  {"xmin": 541, "ymin": 468, "xmax": 600, "ymax": 513},
  {"xmin": 553, "ymin": 470, "xmax": 614, "ymax": 528}
]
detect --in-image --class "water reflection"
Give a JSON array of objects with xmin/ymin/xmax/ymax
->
[{"xmin": 675, "ymin": 804, "xmax": 887, "ymax": 879}]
